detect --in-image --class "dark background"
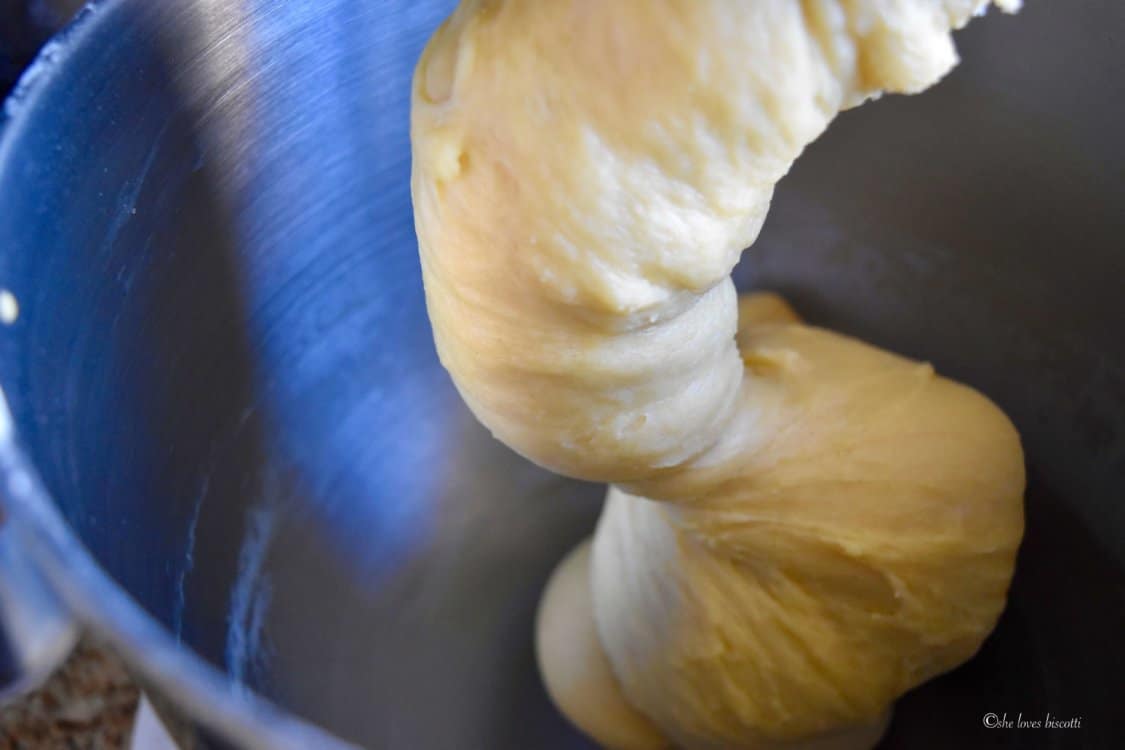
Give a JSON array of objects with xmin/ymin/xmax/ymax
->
[{"xmin": 0, "ymin": 0, "xmax": 83, "ymax": 95}]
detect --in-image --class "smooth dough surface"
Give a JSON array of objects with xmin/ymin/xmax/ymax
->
[
  {"xmin": 411, "ymin": 2, "xmax": 1025, "ymax": 748},
  {"xmin": 536, "ymin": 541, "xmax": 671, "ymax": 750}
]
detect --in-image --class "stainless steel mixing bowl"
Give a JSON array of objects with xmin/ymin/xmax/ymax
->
[{"xmin": 0, "ymin": 1, "xmax": 1121, "ymax": 748}]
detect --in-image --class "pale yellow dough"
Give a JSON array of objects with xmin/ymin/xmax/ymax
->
[{"xmin": 411, "ymin": 2, "xmax": 1025, "ymax": 749}]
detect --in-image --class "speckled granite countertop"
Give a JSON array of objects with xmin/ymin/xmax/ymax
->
[{"xmin": 0, "ymin": 641, "xmax": 140, "ymax": 749}]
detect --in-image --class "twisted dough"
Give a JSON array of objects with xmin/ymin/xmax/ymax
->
[{"xmin": 411, "ymin": 2, "xmax": 1025, "ymax": 748}]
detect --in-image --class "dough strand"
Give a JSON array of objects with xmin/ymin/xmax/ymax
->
[{"xmin": 411, "ymin": 2, "xmax": 1025, "ymax": 748}]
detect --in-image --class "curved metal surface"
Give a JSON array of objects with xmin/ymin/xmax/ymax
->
[
  {"xmin": 0, "ymin": 386, "xmax": 78, "ymax": 703},
  {"xmin": 0, "ymin": 0, "xmax": 1122, "ymax": 748},
  {"xmin": 0, "ymin": 524, "xmax": 77, "ymax": 704}
]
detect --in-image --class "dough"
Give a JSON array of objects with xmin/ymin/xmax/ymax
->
[
  {"xmin": 536, "ymin": 541, "xmax": 670, "ymax": 750},
  {"xmin": 410, "ymin": 2, "xmax": 1025, "ymax": 748}
]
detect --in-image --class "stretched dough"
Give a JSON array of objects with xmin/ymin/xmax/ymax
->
[{"xmin": 411, "ymin": 2, "xmax": 1025, "ymax": 748}]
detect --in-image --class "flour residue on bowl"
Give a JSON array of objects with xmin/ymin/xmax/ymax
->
[
  {"xmin": 225, "ymin": 502, "xmax": 278, "ymax": 694},
  {"xmin": 173, "ymin": 471, "xmax": 210, "ymax": 644}
]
